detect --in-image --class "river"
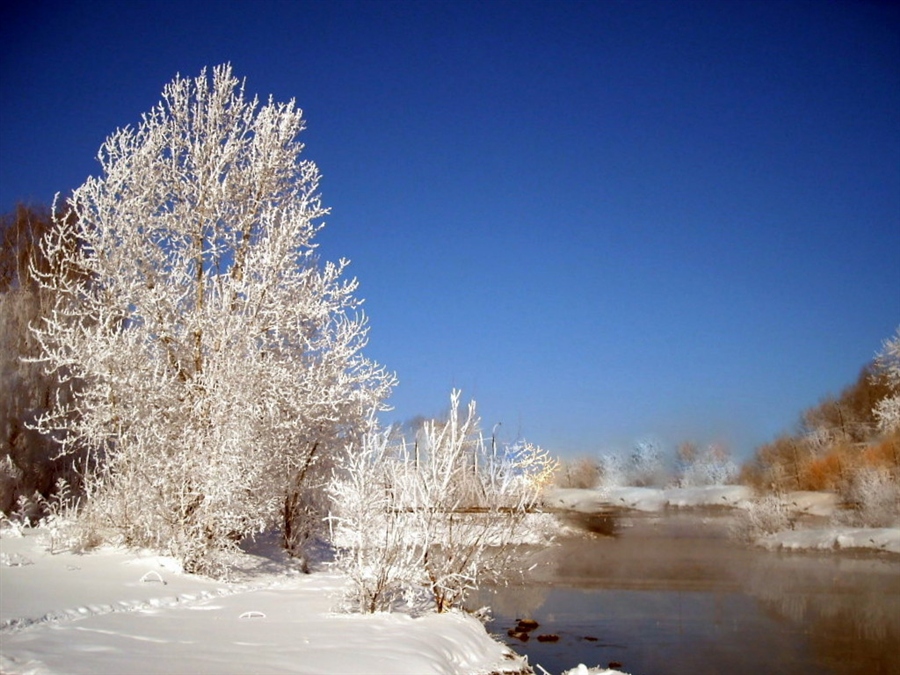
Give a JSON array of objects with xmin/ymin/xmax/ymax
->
[{"xmin": 469, "ymin": 510, "xmax": 900, "ymax": 675}]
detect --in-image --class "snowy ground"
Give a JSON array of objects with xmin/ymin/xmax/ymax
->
[
  {"xmin": 544, "ymin": 486, "xmax": 900, "ymax": 555},
  {"xmin": 1, "ymin": 528, "xmax": 544, "ymax": 675},
  {"xmin": 11, "ymin": 483, "xmax": 893, "ymax": 675},
  {"xmin": 757, "ymin": 526, "xmax": 900, "ymax": 554}
]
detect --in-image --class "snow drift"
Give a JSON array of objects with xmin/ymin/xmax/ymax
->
[{"xmin": 0, "ymin": 529, "xmax": 529, "ymax": 675}]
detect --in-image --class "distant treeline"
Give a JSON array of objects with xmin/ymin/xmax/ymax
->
[{"xmin": 553, "ymin": 330, "xmax": 900, "ymax": 511}]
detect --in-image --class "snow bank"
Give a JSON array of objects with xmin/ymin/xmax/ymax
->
[
  {"xmin": 664, "ymin": 485, "xmax": 753, "ymax": 508},
  {"xmin": 0, "ymin": 529, "xmax": 528, "ymax": 675},
  {"xmin": 757, "ymin": 526, "xmax": 900, "ymax": 555},
  {"xmin": 545, "ymin": 485, "xmax": 752, "ymax": 513},
  {"xmin": 544, "ymin": 488, "xmax": 612, "ymax": 513},
  {"xmin": 546, "ymin": 486, "xmax": 898, "ymax": 557},
  {"xmin": 604, "ymin": 487, "xmax": 669, "ymax": 512}
]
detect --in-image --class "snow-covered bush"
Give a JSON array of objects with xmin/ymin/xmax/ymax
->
[
  {"xmin": 677, "ymin": 442, "xmax": 738, "ymax": 487},
  {"xmin": 730, "ymin": 494, "xmax": 793, "ymax": 542},
  {"xmin": 835, "ymin": 467, "xmax": 900, "ymax": 528},
  {"xmin": 32, "ymin": 478, "xmax": 91, "ymax": 554},
  {"xmin": 627, "ymin": 438, "xmax": 668, "ymax": 486},
  {"xmin": 328, "ymin": 424, "xmax": 424, "ymax": 613},
  {"xmin": 595, "ymin": 439, "xmax": 669, "ymax": 488},
  {"xmin": 596, "ymin": 452, "xmax": 627, "ymax": 488},
  {"xmin": 0, "ymin": 477, "xmax": 99, "ymax": 554},
  {"xmin": 874, "ymin": 396, "xmax": 900, "ymax": 435},
  {"xmin": 409, "ymin": 397, "xmax": 556, "ymax": 612},
  {"xmin": 28, "ymin": 65, "xmax": 394, "ymax": 575},
  {"xmin": 329, "ymin": 391, "xmax": 556, "ymax": 613}
]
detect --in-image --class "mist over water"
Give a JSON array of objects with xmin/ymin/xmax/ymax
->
[{"xmin": 471, "ymin": 512, "xmax": 900, "ymax": 675}]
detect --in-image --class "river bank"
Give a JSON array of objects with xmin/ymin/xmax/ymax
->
[{"xmin": 543, "ymin": 485, "xmax": 900, "ymax": 555}]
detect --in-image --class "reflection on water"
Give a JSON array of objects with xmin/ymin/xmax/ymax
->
[{"xmin": 471, "ymin": 512, "xmax": 900, "ymax": 675}]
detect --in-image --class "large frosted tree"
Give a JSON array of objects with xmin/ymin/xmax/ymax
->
[{"xmin": 31, "ymin": 65, "xmax": 394, "ymax": 573}]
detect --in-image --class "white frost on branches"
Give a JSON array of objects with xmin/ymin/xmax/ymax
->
[
  {"xmin": 326, "ymin": 423, "xmax": 425, "ymax": 613},
  {"xmin": 677, "ymin": 443, "xmax": 738, "ymax": 487},
  {"xmin": 29, "ymin": 65, "xmax": 394, "ymax": 574},
  {"xmin": 329, "ymin": 391, "xmax": 556, "ymax": 613},
  {"xmin": 873, "ymin": 326, "xmax": 900, "ymax": 434}
]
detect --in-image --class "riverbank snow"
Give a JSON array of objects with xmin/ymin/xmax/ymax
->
[
  {"xmin": 0, "ymin": 528, "xmax": 529, "ymax": 675},
  {"xmin": 757, "ymin": 526, "xmax": 900, "ymax": 555},
  {"xmin": 544, "ymin": 485, "xmax": 752, "ymax": 513},
  {"xmin": 545, "ymin": 486, "xmax": 900, "ymax": 556}
]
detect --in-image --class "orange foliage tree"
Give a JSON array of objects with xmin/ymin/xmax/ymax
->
[{"xmin": 742, "ymin": 357, "xmax": 900, "ymax": 497}]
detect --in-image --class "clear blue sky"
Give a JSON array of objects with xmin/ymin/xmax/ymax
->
[{"xmin": 2, "ymin": 1, "xmax": 898, "ymax": 459}]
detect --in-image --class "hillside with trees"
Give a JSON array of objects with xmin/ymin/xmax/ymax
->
[{"xmin": 741, "ymin": 329, "xmax": 900, "ymax": 525}]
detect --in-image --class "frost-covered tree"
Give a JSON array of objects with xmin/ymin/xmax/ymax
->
[
  {"xmin": 836, "ymin": 466, "xmax": 900, "ymax": 528},
  {"xmin": 329, "ymin": 391, "xmax": 556, "ymax": 613},
  {"xmin": 327, "ymin": 421, "xmax": 425, "ymax": 613},
  {"xmin": 408, "ymin": 395, "xmax": 556, "ymax": 612},
  {"xmin": 596, "ymin": 452, "xmax": 627, "ymax": 488},
  {"xmin": 676, "ymin": 441, "xmax": 738, "ymax": 487},
  {"xmin": 873, "ymin": 327, "xmax": 900, "ymax": 434},
  {"xmin": 628, "ymin": 437, "xmax": 668, "ymax": 486},
  {"xmin": 30, "ymin": 65, "xmax": 394, "ymax": 574}
]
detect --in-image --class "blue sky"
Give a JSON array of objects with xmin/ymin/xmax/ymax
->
[{"xmin": 2, "ymin": 1, "xmax": 898, "ymax": 459}]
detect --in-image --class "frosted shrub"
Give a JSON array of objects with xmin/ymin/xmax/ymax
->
[
  {"xmin": 836, "ymin": 467, "xmax": 900, "ymax": 528},
  {"xmin": 0, "ymin": 478, "xmax": 98, "ymax": 553},
  {"xmin": 730, "ymin": 494, "xmax": 793, "ymax": 543},
  {"xmin": 412, "ymin": 396, "xmax": 555, "ymax": 612},
  {"xmin": 328, "ymin": 427, "xmax": 424, "ymax": 613},
  {"xmin": 678, "ymin": 443, "xmax": 738, "ymax": 487},
  {"xmin": 34, "ymin": 478, "xmax": 87, "ymax": 554},
  {"xmin": 627, "ymin": 438, "xmax": 668, "ymax": 487},
  {"xmin": 596, "ymin": 453, "xmax": 627, "ymax": 488},
  {"xmin": 873, "ymin": 396, "xmax": 900, "ymax": 435},
  {"xmin": 329, "ymin": 391, "xmax": 556, "ymax": 613},
  {"xmin": 596, "ymin": 439, "xmax": 668, "ymax": 488}
]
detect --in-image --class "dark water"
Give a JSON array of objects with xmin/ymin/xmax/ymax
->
[{"xmin": 469, "ymin": 512, "xmax": 900, "ymax": 675}]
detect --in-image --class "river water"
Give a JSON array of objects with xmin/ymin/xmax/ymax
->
[{"xmin": 469, "ymin": 511, "xmax": 900, "ymax": 675}]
